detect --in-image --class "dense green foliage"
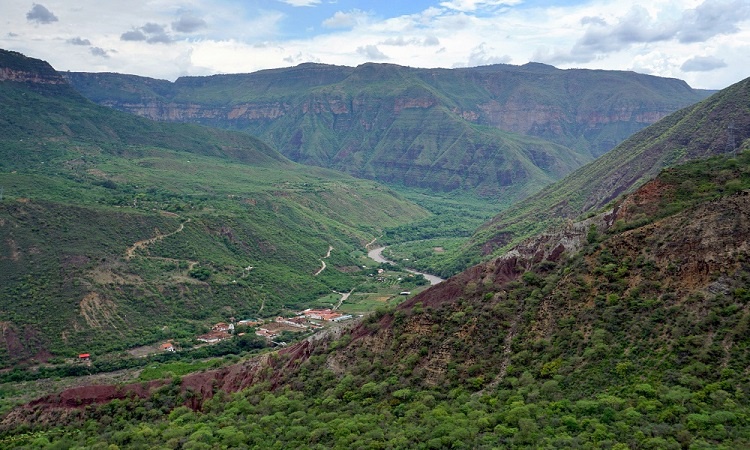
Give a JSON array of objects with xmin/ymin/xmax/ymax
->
[
  {"xmin": 5, "ymin": 152, "xmax": 750, "ymax": 448},
  {"xmin": 0, "ymin": 50, "xmax": 429, "ymax": 367},
  {"xmin": 436, "ymin": 76, "xmax": 750, "ymax": 277}
]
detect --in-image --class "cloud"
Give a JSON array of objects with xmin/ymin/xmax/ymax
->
[
  {"xmin": 568, "ymin": 1, "xmax": 750, "ymax": 60},
  {"xmin": 172, "ymin": 15, "xmax": 207, "ymax": 33},
  {"xmin": 67, "ymin": 37, "xmax": 91, "ymax": 46},
  {"xmin": 26, "ymin": 4, "xmax": 58, "ymax": 24},
  {"xmin": 380, "ymin": 36, "xmax": 441, "ymax": 47},
  {"xmin": 323, "ymin": 10, "xmax": 372, "ymax": 29},
  {"xmin": 681, "ymin": 55, "xmax": 727, "ymax": 72},
  {"xmin": 142, "ymin": 23, "xmax": 165, "ymax": 34},
  {"xmin": 439, "ymin": 0, "xmax": 522, "ymax": 13},
  {"xmin": 121, "ymin": 23, "xmax": 173, "ymax": 44},
  {"xmin": 581, "ymin": 16, "xmax": 606, "ymax": 26},
  {"xmin": 90, "ymin": 47, "xmax": 110, "ymax": 58},
  {"xmin": 121, "ymin": 30, "xmax": 147, "ymax": 42},
  {"xmin": 676, "ymin": 0, "xmax": 750, "ymax": 43},
  {"xmin": 535, "ymin": 1, "xmax": 750, "ymax": 67},
  {"xmin": 279, "ymin": 0, "xmax": 321, "ymax": 6},
  {"xmin": 461, "ymin": 42, "xmax": 511, "ymax": 67},
  {"xmin": 357, "ymin": 45, "xmax": 388, "ymax": 60}
]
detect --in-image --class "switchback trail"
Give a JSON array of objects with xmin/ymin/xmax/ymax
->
[
  {"xmin": 125, "ymin": 219, "xmax": 191, "ymax": 260},
  {"xmin": 314, "ymin": 246, "xmax": 334, "ymax": 276}
]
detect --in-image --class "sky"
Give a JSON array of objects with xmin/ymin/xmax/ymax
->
[{"xmin": 2, "ymin": 0, "xmax": 749, "ymax": 89}]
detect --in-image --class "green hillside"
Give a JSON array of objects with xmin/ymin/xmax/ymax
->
[
  {"xmin": 0, "ymin": 50, "xmax": 428, "ymax": 366},
  {"xmin": 420, "ymin": 76, "xmax": 750, "ymax": 277},
  {"xmin": 4, "ymin": 148, "xmax": 750, "ymax": 449},
  {"xmin": 64, "ymin": 62, "xmax": 709, "ymax": 201}
]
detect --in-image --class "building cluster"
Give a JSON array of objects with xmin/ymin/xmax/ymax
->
[{"xmin": 188, "ymin": 310, "xmax": 353, "ymax": 343}]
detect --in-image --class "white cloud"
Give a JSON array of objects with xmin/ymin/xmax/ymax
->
[
  {"xmin": 681, "ymin": 55, "xmax": 727, "ymax": 72},
  {"xmin": 172, "ymin": 15, "xmax": 207, "ymax": 33},
  {"xmin": 26, "ymin": 4, "xmax": 58, "ymax": 24},
  {"xmin": 357, "ymin": 45, "xmax": 388, "ymax": 60},
  {"xmin": 322, "ymin": 10, "xmax": 373, "ymax": 29},
  {"xmin": 279, "ymin": 0, "xmax": 321, "ymax": 6},
  {"xmin": 67, "ymin": 37, "xmax": 91, "ymax": 46},
  {"xmin": 439, "ymin": 0, "xmax": 523, "ymax": 13}
]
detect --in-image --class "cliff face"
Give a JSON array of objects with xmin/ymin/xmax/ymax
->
[
  {"xmin": 63, "ymin": 63, "xmax": 709, "ymax": 199},
  {"xmin": 0, "ymin": 67, "xmax": 66, "ymax": 84}
]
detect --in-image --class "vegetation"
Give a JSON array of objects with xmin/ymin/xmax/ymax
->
[
  {"xmin": 439, "ymin": 75, "xmax": 750, "ymax": 276},
  {"xmin": 65, "ymin": 61, "xmax": 709, "ymax": 201},
  {"xmin": 0, "ymin": 50, "xmax": 429, "ymax": 367},
  {"xmin": 3, "ymin": 151, "xmax": 750, "ymax": 448}
]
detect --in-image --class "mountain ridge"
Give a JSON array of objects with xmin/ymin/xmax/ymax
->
[{"xmin": 63, "ymin": 62, "xmax": 711, "ymax": 202}]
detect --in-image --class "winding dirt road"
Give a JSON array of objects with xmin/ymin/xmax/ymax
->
[{"xmin": 125, "ymin": 219, "xmax": 191, "ymax": 260}]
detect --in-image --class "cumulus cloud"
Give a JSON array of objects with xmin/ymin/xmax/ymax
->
[
  {"xmin": 67, "ymin": 37, "xmax": 91, "ymax": 46},
  {"xmin": 121, "ymin": 23, "xmax": 173, "ymax": 44},
  {"xmin": 121, "ymin": 30, "xmax": 147, "ymax": 42},
  {"xmin": 323, "ymin": 10, "xmax": 372, "ymax": 29},
  {"xmin": 26, "ymin": 4, "xmax": 58, "ymax": 24},
  {"xmin": 581, "ymin": 16, "xmax": 607, "ymax": 26},
  {"xmin": 463, "ymin": 42, "xmax": 511, "ymax": 67},
  {"xmin": 439, "ymin": 0, "xmax": 522, "ymax": 12},
  {"xmin": 90, "ymin": 47, "xmax": 110, "ymax": 58},
  {"xmin": 172, "ymin": 15, "xmax": 207, "ymax": 33},
  {"xmin": 380, "ymin": 36, "xmax": 441, "ymax": 47},
  {"xmin": 280, "ymin": 0, "xmax": 321, "ymax": 6},
  {"xmin": 676, "ymin": 0, "xmax": 750, "ymax": 43},
  {"xmin": 357, "ymin": 45, "xmax": 388, "ymax": 60},
  {"xmin": 537, "ymin": 1, "xmax": 750, "ymax": 66},
  {"xmin": 681, "ymin": 55, "xmax": 727, "ymax": 72}
]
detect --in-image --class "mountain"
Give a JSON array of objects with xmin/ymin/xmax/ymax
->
[
  {"xmin": 417, "ymin": 76, "xmax": 750, "ymax": 276},
  {"xmin": 4, "ymin": 148, "xmax": 750, "ymax": 449},
  {"xmin": 63, "ymin": 63, "xmax": 710, "ymax": 202},
  {"xmin": 0, "ymin": 50, "xmax": 429, "ymax": 366}
]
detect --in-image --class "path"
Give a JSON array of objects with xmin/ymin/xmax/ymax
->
[
  {"xmin": 314, "ymin": 245, "xmax": 334, "ymax": 276},
  {"xmin": 125, "ymin": 219, "xmax": 191, "ymax": 260},
  {"xmin": 332, "ymin": 288, "xmax": 354, "ymax": 310}
]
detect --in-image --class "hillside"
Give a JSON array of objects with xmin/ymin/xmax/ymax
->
[
  {"xmin": 63, "ymin": 63, "xmax": 709, "ymax": 202},
  {"xmin": 0, "ymin": 49, "xmax": 429, "ymax": 367},
  {"xmin": 415, "ymin": 75, "xmax": 750, "ymax": 277},
  {"xmin": 4, "ymin": 149, "xmax": 750, "ymax": 448}
]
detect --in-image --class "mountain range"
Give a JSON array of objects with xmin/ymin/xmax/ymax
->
[
  {"xmin": 1, "ymin": 48, "xmax": 750, "ymax": 448},
  {"xmin": 63, "ymin": 62, "xmax": 710, "ymax": 203},
  {"xmin": 4, "ymin": 100, "xmax": 750, "ymax": 448}
]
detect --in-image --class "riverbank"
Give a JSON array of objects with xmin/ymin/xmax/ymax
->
[{"xmin": 367, "ymin": 247, "xmax": 444, "ymax": 286}]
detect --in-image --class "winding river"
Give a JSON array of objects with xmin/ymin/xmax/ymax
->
[{"xmin": 367, "ymin": 246, "xmax": 444, "ymax": 286}]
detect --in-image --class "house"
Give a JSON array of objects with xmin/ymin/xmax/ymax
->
[
  {"xmin": 255, "ymin": 328, "xmax": 278, "ymax": 338},
  {"xmin": 78, "ymin": 353, "xmax": 90, "ymax": 361},
  {"xmin": 275, "ymin": 316, "xmax": 308, "ymax": 329},
  {"xmin": 238, "ymin": 319, "xmax": 262, "ymax": 327},
  {"xmin": 196, "ymin": 330, "xmax": 231, "ymax": 343},
  {"xmin": 212, "ymin": 322, "xmax": 234, "ymax": 333},
  {"xmin": 160, "ymin": 343, "xmax": 175, "ymax": 352},
  {"xmin": 331, "ymin": 314, "xmax": 353, "ymax": 322},
  {"xmin": 300, "ymin": 308, "xmax": 344, "ymax": 321}
]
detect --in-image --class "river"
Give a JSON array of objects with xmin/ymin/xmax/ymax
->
[{"xmin": 367, "ymin": 246, "xmax": 444, "ymax": 286}]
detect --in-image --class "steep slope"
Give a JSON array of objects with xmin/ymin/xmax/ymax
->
[
  {"xmin": 5, "ymin": 151, "xmax": 750, "ymax": 449},
  {"xmin": 63, "ymin": 62, "xmax": 709, "ymax": 201},
  {"xmin": 0, "ymin": 50, "xmax": 429, "ymax": 366},
  {"xmin": 433, "ymin": 76, "xmax": 750, "ymax": 276}
]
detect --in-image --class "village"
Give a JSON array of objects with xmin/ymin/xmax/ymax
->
[{"xmin": 190, "ymin": 309, "xmax": 354, "ymax": 346}]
